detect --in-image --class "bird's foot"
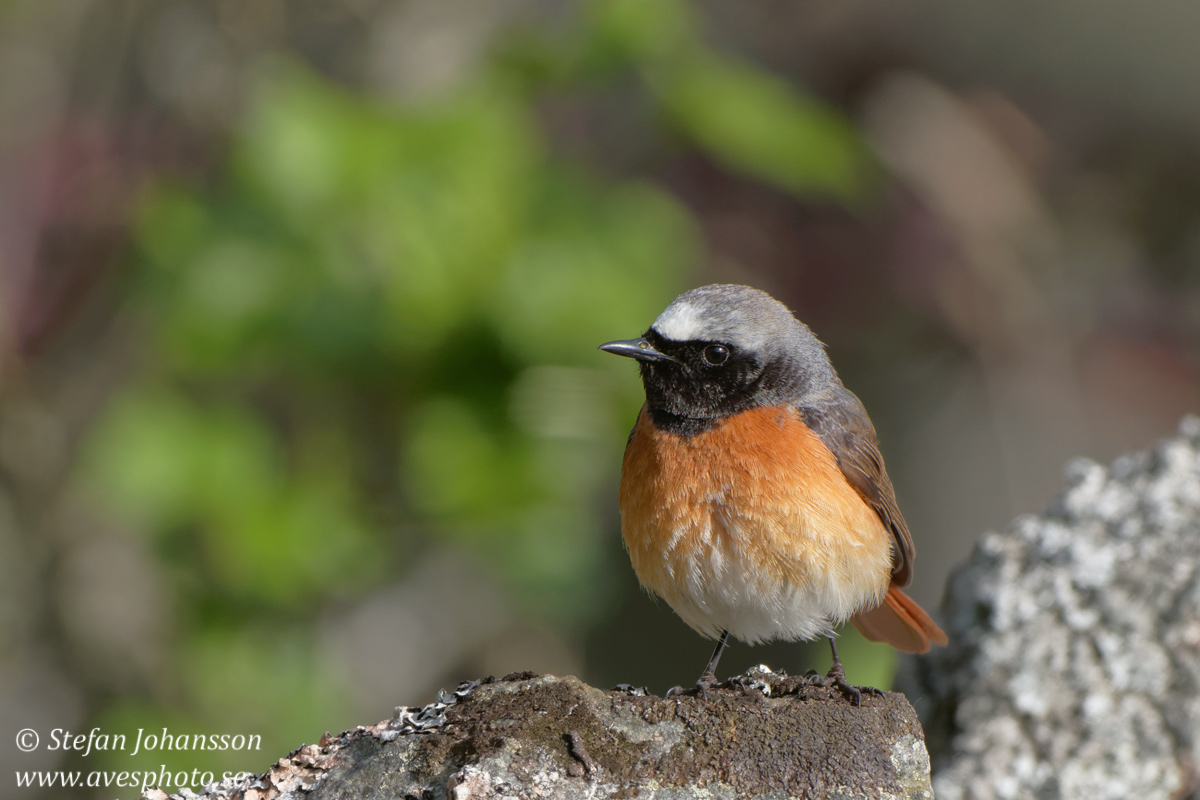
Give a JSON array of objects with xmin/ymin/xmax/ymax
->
[
  {"xmin": 665, "ymin": 669, "xmax": 719, "ymax": 700},
  {"xmin": 806, "ymin": 664, "xmax": 883, "ymax": 707}
]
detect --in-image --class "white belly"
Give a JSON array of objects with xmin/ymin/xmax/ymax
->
[{"xmin": 658, "ymin": 513, "xmax": 889, "ymax": 645}]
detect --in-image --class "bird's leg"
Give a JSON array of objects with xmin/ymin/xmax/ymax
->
[
  {"xmin": 667, "ymin": 630, "xmax": 728, "ymax": 699},
  {"xmin": 696, "ymin": 629, "xmax": 729, "ymax": 692},
  {"xmin": 825, "ymin": 637, "xmax": 861, "ymax": 705},
  {"xmin": 813, "ymin": 637, "xmax": 884, "ymax": 707}
]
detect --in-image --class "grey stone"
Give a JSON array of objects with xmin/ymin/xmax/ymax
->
[
  {"xmin": 901, "ymin": 416, "xmax": 1200, "ymax": 800},
  {"xmin": 151, "ymin": 668, "xmax": 934, "ymax": 800}
]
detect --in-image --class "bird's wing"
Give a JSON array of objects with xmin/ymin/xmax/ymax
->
[{"xmin": 797, "ymin": 390, "xmax": 914, "ymax": 587}]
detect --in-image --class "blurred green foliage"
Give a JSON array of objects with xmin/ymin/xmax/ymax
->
[
  {"xmin": 74, "ymin": 0, "xmax": 872, "ymax": 778},
  {"xmin": 579, "ymin": 0, "xmax": 871, "ymax": 199}
]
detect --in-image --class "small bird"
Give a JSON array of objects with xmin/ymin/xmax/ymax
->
[{"xmin": 600, "ymin": 284, "xmax": 946, "ymax": 702}]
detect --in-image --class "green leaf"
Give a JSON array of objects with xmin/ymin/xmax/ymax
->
[{"xmin": 661, "ymin": 55, "xmax": 872, "ymax": 201}]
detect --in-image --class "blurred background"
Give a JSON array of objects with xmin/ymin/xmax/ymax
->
[{"xmin": 2, "ymin": 0, "xmax": 1199, "ymax": 796}]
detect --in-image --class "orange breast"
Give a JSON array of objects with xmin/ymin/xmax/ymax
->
[{"xmin": 618, "ymin": 405, "xmax": 893, "ymax": 643}]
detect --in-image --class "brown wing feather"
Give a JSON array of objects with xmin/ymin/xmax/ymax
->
[{"xmin": 798, "ymin": 389, "xmax": 915, "ymax": 587}]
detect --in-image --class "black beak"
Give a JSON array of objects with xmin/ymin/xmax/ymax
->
[{"xmin": 598, "ymin": 337, "xmax": 674, "ymax": 363}]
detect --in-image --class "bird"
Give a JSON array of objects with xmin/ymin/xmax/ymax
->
[{"xmin": 599, "ymin": 284, "xmax": 947, "ymax": 703}]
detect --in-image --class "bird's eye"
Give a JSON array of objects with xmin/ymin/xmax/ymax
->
[{"xmin": 702, "ymin": 344, "xmax": 729, "ymax": 366}]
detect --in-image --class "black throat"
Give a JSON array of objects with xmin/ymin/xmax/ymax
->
[
  {"xmin": 646, "ymin": 406, "xmax": 719, "ymax": 437},
  {"xmin": 635, "ymin": 329, "xmax": 797, "ymax": 439}
]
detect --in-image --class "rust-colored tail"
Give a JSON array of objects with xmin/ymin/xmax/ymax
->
[{"xmin": 850, "ymin": 585, "xmax": 948, "ymax": 654}]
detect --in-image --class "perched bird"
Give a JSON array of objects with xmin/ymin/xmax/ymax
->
[{"xmin": 600, "ymin": 284, "xmax": 946, "ymax": 702}]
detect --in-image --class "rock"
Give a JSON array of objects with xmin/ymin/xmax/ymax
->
[
  {"xmin": 151, "ymin": 668, "xmax": 934, "ymax": 800},
  {"xmin": 901, "ymin": 416, "xmax": 1200, "ymax": 800}
]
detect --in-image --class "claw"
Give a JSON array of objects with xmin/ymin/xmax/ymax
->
[
  {"xmin": 818, "ymin": 637, "xmax": 884, "ymax": 706},
  {"xmin": 815, "ymin": 661, "xmax": 883, "ymax": 707},
  {"xmin": 666, "ymin": 631, "xmax": 729, "ymax": 699},
  {"xmin": 666, "ymin": 670, "xmax": 718, "ymax": 700}
]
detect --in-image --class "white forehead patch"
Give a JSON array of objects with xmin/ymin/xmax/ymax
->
[{"xmin": 652, "ymin": 300, "xmax": 706, "ymax": 342}]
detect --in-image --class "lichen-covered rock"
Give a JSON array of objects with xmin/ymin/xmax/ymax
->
[
  {"xmin": 901, "ymin": 416, "xmax": 1200, "ymax": 800},
  {"xmin": 152, "ymin": 669, "xmax": 934, "ymax": 800}
]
